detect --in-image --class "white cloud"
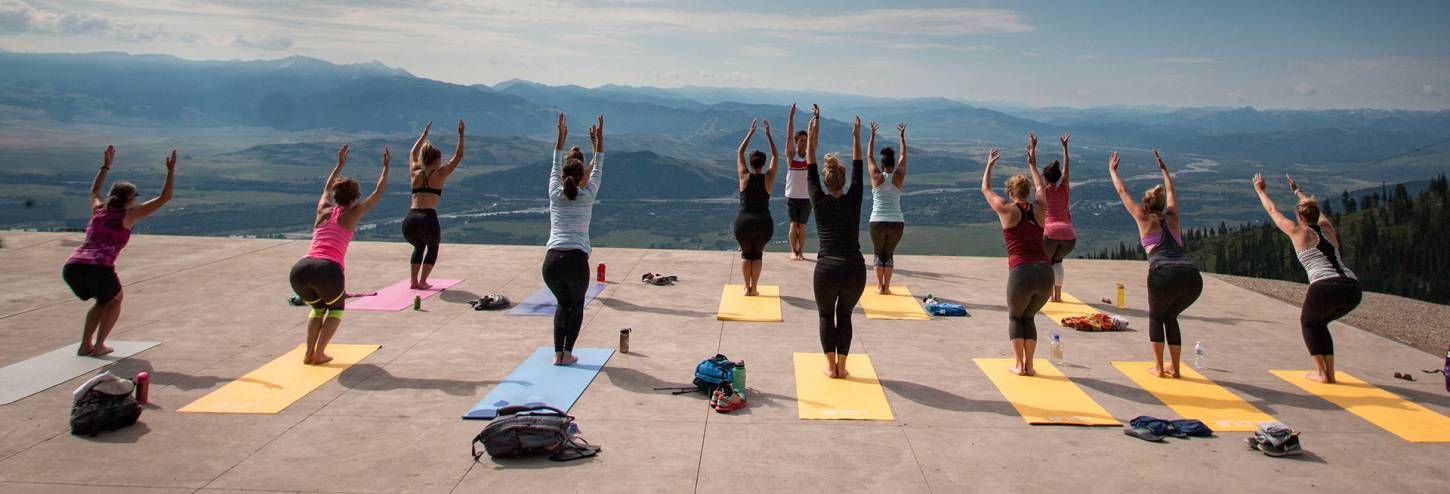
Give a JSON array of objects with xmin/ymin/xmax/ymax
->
[
  {"xmin": 740, "ymin": 45, "xmax": 788, "ymax": 58},
  {"xmin": 886, "ymin": 42, "xmax": 992, "ymax": 52},
  {"xmin": 0, "ymin": 0, "xmax": 163, "ymax": 41},
  {"xmin": 1294, "ymin": 82, "xmax": 1316, "ymax": 96},
  {"xmin": 1151, "ymin": 57, "xmax": 1219, "ymax": 65},
  {"xmin": 1423, "ymin": 84, "xmax": 1442, "ymax": 96},
  {"xmin": 229, "ymin": 34, "xmax": 293, "ymax": 50}
]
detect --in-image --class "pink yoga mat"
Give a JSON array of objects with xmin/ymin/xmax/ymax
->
[{"xmin": 346, "ymin": 278, "xmax": 463, "ymax": 311}]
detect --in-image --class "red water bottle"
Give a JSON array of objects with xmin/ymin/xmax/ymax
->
[
  {"xmin": 135, "ymin": 371, "xmax": 150, "ymax": 405},
  {"xmin": 597, "ymin": 262, "xmax": 606, "ymax": 282}
]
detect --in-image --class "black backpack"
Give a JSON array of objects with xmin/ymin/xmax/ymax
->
[
  {"xmin": 472, "ymin": 405, "xmax": 599, "ymax": 462},
  {"xmin": 70, "ymin": 379, "xmax": 141, "ymax": 436}
]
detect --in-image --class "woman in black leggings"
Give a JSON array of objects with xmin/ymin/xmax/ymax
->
[
  {"xmin": 806, "ymin": 105, "xmax": 867, "ymax": 379},
  {"xmin": 1254, "ymin": 174, "xmax": 1362, "ymax": 384},
  {"xmin": 732, "ymin": 117, "xmax": 779, "ymax": 296},
  {"xmin": 1110, "ymin": 150, "xmax": 1202, "ymax": 379},
  {"xmin": 544, "ymin": 113, "xmax": 605, "ymax": 366},
  {"xmin": 403, "ymin": 120, "xmax": 465, "ymax": 289}
]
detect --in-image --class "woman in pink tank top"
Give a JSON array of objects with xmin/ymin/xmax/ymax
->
[
  {"xmin": 981, "ymin": 134, "xmax": 1054, "ymax": 377},
  {"xmin": 62, "ymin": 146, "xmax": 177, "ymax": 357},
  {"xmin": 1041, "ymin": 132, "xmax": 1076, "ymax": 302},
  {"xmin": 287, "ymin": 145, "xmax": 389, "ymax": 365}
]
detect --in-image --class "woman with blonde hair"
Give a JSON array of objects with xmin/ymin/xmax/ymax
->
[
  {"xmin": 1253, "ymin": 174, "xmax": 1361, "ymax": 383},
  {"xmin": 402, "ymin": 120, "xmax": 464, "ymax": 289},
  {"xmin": 981, "ymin": 134, "xmax": 1053, "ymax": 376},
  {"xmin": 1109, "ymin": 149, "xmax": 1202, "ymax": 378},
  {"xmin": 807, "ymin": 105, "xmax": 866, "ymax": 379}
]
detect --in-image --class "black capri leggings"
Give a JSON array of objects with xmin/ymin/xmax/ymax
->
[
  {"xmin": 289, "ymin": 257, "xmax": 346, "ymax": 311},
  {"xmin": 814, "ymin": 256, "xmax": 866, "ymax": 355},
  {"xmin": 1301, "ymin": 277, "xmax": 1362, "ymax": 356},
  {"xmin": 542, "ymin": 248, "xmax": 590, "ymax": 353},
  {"xmin": 1044, "ymin": 238, "xmax": 1076, "ymax": 264},
  {"xmin": 402, "ymin": 208, "xmax": 441, "ymax": 266},
  {"xmin": 1006, "ymin": 262, "xmax": 1054, "ymax": 340},
  {"xmin": 732, "ymin": 212, "xmax": 774, "ymax": 261},
  {"xmin": 1147, "ymin": 265, "xmax": 1203, "ymax": 345},
  {"xmin": 869, "ymin": 221, "xmax": 905, "ymax": 267}
]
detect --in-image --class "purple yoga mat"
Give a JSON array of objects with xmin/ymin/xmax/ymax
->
[{"xmin": 346, "ymin": 278, "xmax": 463, "ymax": 311}]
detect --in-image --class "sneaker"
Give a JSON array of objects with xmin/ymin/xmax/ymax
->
[
  {"xmin": 714, "ymin": 393, "xmax": 746, "ymax": 413},
  {"xmin": 1124, "ymin": 426, "xmax": 1165, "ymax": 442},
  {"xmin": 709, "ymin": 387, "xmax": 722, "ymax": 408}
]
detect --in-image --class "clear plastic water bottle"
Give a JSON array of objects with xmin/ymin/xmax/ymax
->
[
  {"xmin": 1049, "ymin": 333, "xmax": 1064, "ymax": 364},
  {"xmin": 1194, "ymin": 341, "xmax": 1206, "ymax": 369}
]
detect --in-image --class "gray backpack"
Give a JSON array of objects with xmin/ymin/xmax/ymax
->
[{"xmin": 471, "ymin": 405, "xmax": 599, "ymax": 462}]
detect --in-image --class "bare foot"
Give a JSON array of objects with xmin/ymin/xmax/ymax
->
[
  {"xmin": 77, "ymin": 345, "xmax": 93, "ymax": 356},
  {"xmin": 1146, "ymin": 366, "xmax": 1166, "ymax": 378},
  {"xmin": 1023, "ymin": 366, "xmax": 1037, "ymax": 377},
  {"xmin": 823, "ymin": 366, "xmax": 837, "ymax": 378},
  {"xmin": 791, "ymin": 253, "xmax": 804, "ymax": 261},
  {"xmin": 882, "ymin": 287, "xmax": 892, "ymax": 295},
  {"xmin": 556, "ymin": 353, "xmax": 578, "ymax": 366},
  {"xmin": 416, "ymin": 281, "xmax": 433, "ymax": 291},
  {"xmin": 1051, "ymin": 296, "xmax": 1062, "ymax": 303},
  {"xmin": 310, "ymin": 352, "xmax": 333, "ymax": 365},
  {"xmin": 1010, "ymin": 364, "xmax": 1025, "ymax": 376},
  {"xmin": 835, "ymin": 363, "xmax": 850, "ymax": 379},
  {"xmin": 1305, "ymin": 371, "xmax": 1331, "ymax": 383},
  {"xmin": 1169, "ymin": 367, "xmax": 1181, "ymax": 379},
  {"xmin": 90, "ymin": 344, "xmax": 114, "ymax": 357}
]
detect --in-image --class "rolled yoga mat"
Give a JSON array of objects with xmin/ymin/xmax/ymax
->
[
  {"xmin": 1271, "ymin": 370, "xmax": 1450, "ymax": 443},
  {"xmin": 463, "ymin": 347, "xmax": 614, "ymax": 420},
  {"xmin": 974, "ymin": 357, "xmax": 1118, "ymax": 426},
  {"xmin": 179, "ymin": 344, "xmax": 380, "ymax": 414},
  {"xmin": 345, "ymin": 278, "xmax": 463, "ymax": 311},
  {"xmin": 859, "ymin": 285, "xmax": 930, "ymax": 320},
  {"xmin": 793, "ymin": 353, "xmax": 895, "ymax": 420},
  {"xmin": 1113, "ymin": 361, "xmax": 1275, "ymax": 432},
  {"xmin": 0, "ymin": 341, "xmax": 159, "ymax": 405},
  {"xmin": 506, "ymin": 283, "xmax": 607, "ymax": 316},
  {"xmin": 716, "ymin": 284, "xmax": 783, "ymax": 322}
]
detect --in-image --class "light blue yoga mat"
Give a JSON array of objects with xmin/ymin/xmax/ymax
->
[
  {"xmin": 462, "ymin": 347, "xmax": 614, "ymax": 420},
  {"xmin": 0, "ymin": 341, "xmax": 160, "ymax": 405},
  {"xmin": 506, "ymin": 283, "xmax": 607, "ymax": 316}
]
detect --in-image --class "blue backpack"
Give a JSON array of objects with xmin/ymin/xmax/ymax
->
[{"xmin": 656, "ymin": 354, "xmax": 734, "ymax": 395}]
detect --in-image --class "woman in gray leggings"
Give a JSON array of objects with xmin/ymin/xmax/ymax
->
[{"xmin": 981, "ymin": 134, "xmax": 1054, "ymax": 377}]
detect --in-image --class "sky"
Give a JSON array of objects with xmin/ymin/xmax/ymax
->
[{"xmin": 2, "ymin": 0, "xmax": 1448, "ymax": 110}]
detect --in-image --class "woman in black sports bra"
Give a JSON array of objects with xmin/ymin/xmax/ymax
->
[{"xmin": 403, "ymin": 120, "xmax": 464, "ymax": 289}]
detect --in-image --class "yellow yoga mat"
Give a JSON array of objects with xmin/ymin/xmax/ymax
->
[
  {"xmin": 974, "ymin": 358, "xmax": 1118, "ymax": 426},
  {"xmin": 860, "ymin": 285, "xmax": 930, "ymax": 320},
  {"xmin": 794, "ymin": 353, "xmax": 894, "ymax": 420},
  {"xmin": 1113, "ymin": 362, "xmax": 1274, "ymax": 432},
  {"xmin": 717, "ymin": 285, "xmax": 783, "ymax": 322},
  {"xmin": 1271, "ymin": 370, "xmax": 1450, "ymax": 443},
  {"xmin": 1040, "ymin": 292, "xmax": 1101, "ymax": 327},
  {"xmin": 179, "ymin": 344, "xmax": 380, "ymax": 414}
]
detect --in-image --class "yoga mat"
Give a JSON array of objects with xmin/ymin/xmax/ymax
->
[
  {"xmin": 0, "ymin": 341, "xmax": 159, "ymax": 405},
  {"xmin": 506, "ymin": 283, "xmax": 607, "ymax": 316},
  {"xmin": 463, "ymin": 347, "xmax": 613, "ymax": 420},
  {"xmin": 345, "ymin": 278, "xmax": 463, "ymax": 311},
  {"xmin": 716, "ymin": 285, "xmax": 783, "ymax": 322},
  {"xmin": 1113, "ymin": 362, "xmax": 1274, "ymax": 432},
  {"xmin": 793, "ymin": 353, "xmax": 894, "ymax": 420},
  {"xmin": 1271, "ymin": 370, "xmax": 1450, "ymax": 443},
  {"xmin": 179, "ymin": 344, "xmax": 379, "ymax": 414},
  {"xmin": 1040, "ymin": 292, "xmax": 1102, "ymax": 327},
  {"xmin": 859, "ymin": 285, "xmax": 930, "ymax": 320},
  {"xmin": 974, "ymin": 358, "xmax": 1118, "ymax": 426}
]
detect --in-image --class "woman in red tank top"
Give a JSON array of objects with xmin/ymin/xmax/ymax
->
[{"xmin": 980, "ymin": 134, "xmax": 1054, "ymax": 376}]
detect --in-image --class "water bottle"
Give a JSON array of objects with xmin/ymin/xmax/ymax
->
[
  {"xmin": 412, "ymin": 295, "xmax": 421, "ymax": 311},
  {"xmin": 134, "ymin": 371, "xmax": 150, "ymax": 405},
  {"xmin": 1194, "ymin": 341, "xmax": 1206, "ymax": 369},
  {"xmin": 597, "ymin": 262, "xmax": 607, "ymax": 282},
  {"xmin": 618, "ymin": 328, "xmax": 631, "ymax": 354},
  {"xmin": 1049, "ymin": 333, "xmax": 1063, "ymax": 364},
  {"xmin": 1115, "ymin": 283, "xmax": 1126, "ymax": 309},
  {"xmin": 731, "ymin": 360, "xmax": 747, "ymax": 399}
]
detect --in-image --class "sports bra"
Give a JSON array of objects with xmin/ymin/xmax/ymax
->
[{"xmin": 412, "ymin": 168, "xmax": 443, "ymax": 196}]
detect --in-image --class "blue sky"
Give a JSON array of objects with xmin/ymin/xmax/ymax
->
[{"xmin": 2, "ymin": 0, "xmax": 1447, "ymax": 109}]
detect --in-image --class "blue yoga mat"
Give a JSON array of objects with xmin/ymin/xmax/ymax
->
[
  {"xmin": 506, "ymin": 283, "xmax": 607, "ymax": 316},
  {"xmin": 462, "ymin": 347, "xmax": 614, "ymax": 420}
]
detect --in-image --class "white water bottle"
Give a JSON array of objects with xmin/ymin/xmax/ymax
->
[
  {"xmin": 1194, "ymin": 341, "xmax": 1206, "ymax": 369},
  {"xmin": 1050, "ymin": 333, "xmax": 1064, "ymax": 364}
]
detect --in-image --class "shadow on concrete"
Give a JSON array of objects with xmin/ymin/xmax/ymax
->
[
  {"xmin": 338, "ymin": 364, "xmax": 498, "ymax": 396},
  {"xmin": 1378, "ymin": 383, "xmax": 1450, "ymax": 411},
  {"xmin": 439, "ymin": 289, "xmax": 482, "ymax": 304},
  {"xmin": 80, "ymin": 421, "xmax": 152, "ymax": 443},
  {"xmin": 780, "ymin": 295, "xmax": 817, "ymax": 311},
  {"xmin": 1071, "ymin": 377, "xmax": 1164, "ymax": 407},
  {"xmin": 600, "ymin": 366, "xmax": 797, "ymax": 416},
  {"xmin": 1214, "ymin": 380, "xmax": 1338, "ymax": 413},
  {"xmin": 892, "ymin": 268, "xmax": 989, "ymax": 284},
  {"xmin": 598, "ymin": 298, "xmax": 714, "ymax": 318},
  {"xmin": 879, "ymin": 379, "xmax": 1018, "ymax": 417}
]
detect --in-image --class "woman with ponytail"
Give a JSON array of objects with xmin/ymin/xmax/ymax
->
[
  {"xmin": 62, "ymin": 145, "xmax": 176, "ymax": 356},
  {"xmin": 1110, "ymin": 149, "xmax": 1202, "ymax": 379},
  {"xmin": 807, "ymin": 105, "xmax": 867, "ymax": 379},
  {"xmin": 402, "ymin": 120, "xmax": 465, "ymax": 290},
  {"xmin": 544, "ymin": 113, "xmax": 604, "ymax": 366}
]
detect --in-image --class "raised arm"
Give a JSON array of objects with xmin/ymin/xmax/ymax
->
[
  {"xmin": 320, "ymin": 145, "xmax": 348, "ymax": 213},
  {"xmin": 763, "ymin": 119, "xmax": 779, "ymax": 186},
  {"xmin": 1059, "ymin": 132, "xmax": 1070, "ymax": 184},
  {"xmin": 851, "ymin": 116, "xmax": 862, "ymax": 163},
  {"xmin": 89, "ymin": 145, "xmax": 116, "ymax": 211},
  {"xmin": 583, "ymin": 115, "xmax": 603, "ymax": 192},
  {"xmin": 866, "ymin": 121, "xmax": 881, "ymax": 185},
  {"xmin": 806, "ymin": 111, "xmax": 823, "ymax": 201},
  {"xmin": 894, "ymin": 123, "xmax": 907, "ymax": 188},
  {"xmin": 785, "ymin": 103, "xmax": 798, "ymax": 158},
  {"xmin": 1254, "ymin": 173, "xmax": 1297, "ymax": 235},
  {"xmin": 1109, "ymin": 152, "xmax": 1144, "ymax": 219},
  {"xmin": 849, "ymin": 117, "xmax": 864, "ymax": 200},
  {"xmin": 737, "ymin": 118, "xmax": 757, "ymax": 178},
  {"xmin": 1026, "ymin": 133, "xmax": 1045, "ymax": 199},
  {"xmin": 550, "ymin": 113, "xmax": 565, "ymax": 193},
  {"xmin": 356, "ymin": 147, "xmax": 390, "ymax": 215},
  {"xmin": 125, "ymin": 149, "xmax": 177, "ymax": 227},
  {"xmin": 1154, "ymin": 149, "xmax": 1177, "ymax": 216},
  {"xmin": 1287, "ymin": 174, "xmax": 1331, "ymax": 228},
  {"xmin": 980, "ymin": 149, "xmax": 1009, "ymax": 211},
  {"xmin": 440, "ymin": 120, "xmax": 465, "ymax": 175},
  {"xmin": 410, "ymin": 122, "xmax": 432, "ymax": 168}
]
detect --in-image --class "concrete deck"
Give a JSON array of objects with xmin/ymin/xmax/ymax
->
[{"xmin": 1, "ymin": 231, "xmax": 1447, "ymax": 493}]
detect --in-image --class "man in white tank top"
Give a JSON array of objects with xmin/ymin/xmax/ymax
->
[{"xmin": 784, "ymin": 104, "xmax": 811, "ymax": 259}]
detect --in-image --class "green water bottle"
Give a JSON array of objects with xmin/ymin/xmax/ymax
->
[
  {"xmin": 731, "ymin": 360, "xmax": 746, "ymax": 398},
  {"xmin": 413, "ymin": 295, "xmax": 421, "ymax": 311}
]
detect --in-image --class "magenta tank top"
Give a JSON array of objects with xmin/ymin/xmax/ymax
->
[
  {"xmin": 66, "ymin": 208, "xmax": 131, "ymax": 267},
  {"xmin": 1043, "ymin": 183, "xmax": 1076, "ymax": 240},
  {"xmin": 304, "ymin": 206, "xmax": 354, "ymax": 269}
]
